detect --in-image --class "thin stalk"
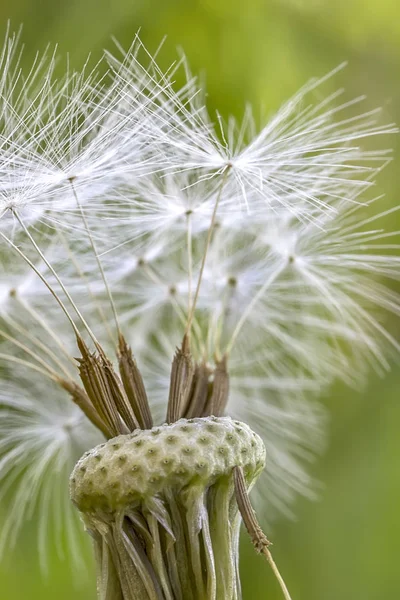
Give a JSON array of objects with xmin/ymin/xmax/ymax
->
[
  {"xmin": 205, "ymin": 223, "xmax": 225, "ymax": 361},
  {"xmin": 11, "ymin": 211, "xmax": 99, "ymax": 345},
  {"xmin": 225, "ymin": 261, "xmax": 287, "ymax": 356},
  {"xmin": 142, "ymin": 262, "xmax": 204, "ymax": 354},
  {"xmin": 233, "ymin": 466, "xmax": 292, "ymax": 600},
  {"xmin": 143, "ymin": 262, "xmax": 189, "ymax": 329},
  {"xmin": 2, "ymin": 313, "xmax": 73, "ymax": 378},
  {"xmin": 184, "ymin": 166, "xmax": 231, "ymax": 341},
  {"xmin": 69, "ymin": 179, "xmax": 121, "ymax": 343},
  {"xmin": 14, "ymin": 293, "xmax": 76, "ymax": 365},
  {"xmin": 0, "ymin": 352, "xmax": 59, "ymax": 382},
  {"xmin": 0, "ymin": 328, "xmax": 63, "ymax": 380},
  {"xmin": 57, "ymin": 229, "xmax": 116, "ymax": 348},
  {"xmin": 186, "ymin": 211, "xmax": 193, "ymax": 311},
  {"xmin": 0, "ymin": 229, "xmax": 81, "ymax": 338},
  {"xmin": 261, "ymin": 548, "xmax": 293, "ymax": 600},
  {"xmin": 209, "ymin": 279, "xmax": 236, "ymax": 362}
]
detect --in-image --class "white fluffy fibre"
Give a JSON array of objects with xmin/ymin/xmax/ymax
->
[
  {"xmin": 0, "ymin": 25, "xmax": 399, "ymax": 561},
  {"xmin": 0, "ymin": 376, "xmax": 102, "ymax": 571}
]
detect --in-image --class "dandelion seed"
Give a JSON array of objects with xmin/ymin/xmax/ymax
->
[{"xmin": 107, "ymin": 48, "xmax": 396, "ymax": 217}]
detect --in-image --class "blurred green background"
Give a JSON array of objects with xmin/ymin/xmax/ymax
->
[{"xmin": 1, "ymin": 0, "xmax": 400, "ymax": 598}]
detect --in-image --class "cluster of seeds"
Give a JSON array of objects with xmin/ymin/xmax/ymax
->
[{"xmin": 70, "ymin": 416, "xmax": 266, "ymax": 512}]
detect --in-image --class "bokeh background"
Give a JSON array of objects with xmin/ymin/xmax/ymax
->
[{"xmin": 0, "ymin": 1, "xmax": 399, "ymax": 598}]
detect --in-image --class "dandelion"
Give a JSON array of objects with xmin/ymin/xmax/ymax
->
[{"xmin": 0, "ymin": 25, "xmax": 399, "ymax": 600}]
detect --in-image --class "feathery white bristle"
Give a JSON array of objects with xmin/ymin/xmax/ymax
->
[{"xmin": 0, "ymin": 376, "xmax": 102, "ymax": 569}]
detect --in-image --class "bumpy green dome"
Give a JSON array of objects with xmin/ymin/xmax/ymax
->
[{"xmin": 70, "ymin": 416, "xmax": 266, "ymax": 512}]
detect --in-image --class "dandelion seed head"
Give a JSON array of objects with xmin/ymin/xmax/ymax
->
[{"xmin": 0, "ymin": 28, "xmax": 399, "ymax": 571}]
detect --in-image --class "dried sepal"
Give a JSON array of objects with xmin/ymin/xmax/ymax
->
[
  {"xmin": 98, "ymin": 346, "xmax": 140, "ymax": 433},
  {"xmin": 182, "ymin": 362, "xmax": 211, "ymax": 419},
  {"xmin": 233, "ymin": 466, "xmax": 271, "ymax": 553},
  {"xmin": 76, "ymin": 335, "xmax": 130, "ymax": 437},
  {"xmin": 58, "ymin": 377, "xmax": 111, "ymax": 439},
  {"xmin": 166, "ymin": 335, "xmax": 194, "ymax": 423},
  {"xmin": 204, "ymin": 355, "xmax": 229, "ymax": 417},
  {"xmin": 118, "ymin": 333, "xmax": 153, "ymax": 430}
]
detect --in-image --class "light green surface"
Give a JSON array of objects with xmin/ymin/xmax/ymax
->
[{"xmin": 0, "ymin": 1, "xmax": 399, "ymax": 598}]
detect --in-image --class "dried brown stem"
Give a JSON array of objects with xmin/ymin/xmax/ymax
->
[
  {"xmin": 118, "ymin": 333, "xmax": 153, "ymax": 430},
  {"xmin": 203, "ymin": 355, "xmax": 229, "ymax": 417},
  {"xmin": 166, "ymin": 334, "xmax": 194, "ymax": 423},
  {"xmin": 233, "ymin": 466, "xmax": 293, "ymax": 600}
]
